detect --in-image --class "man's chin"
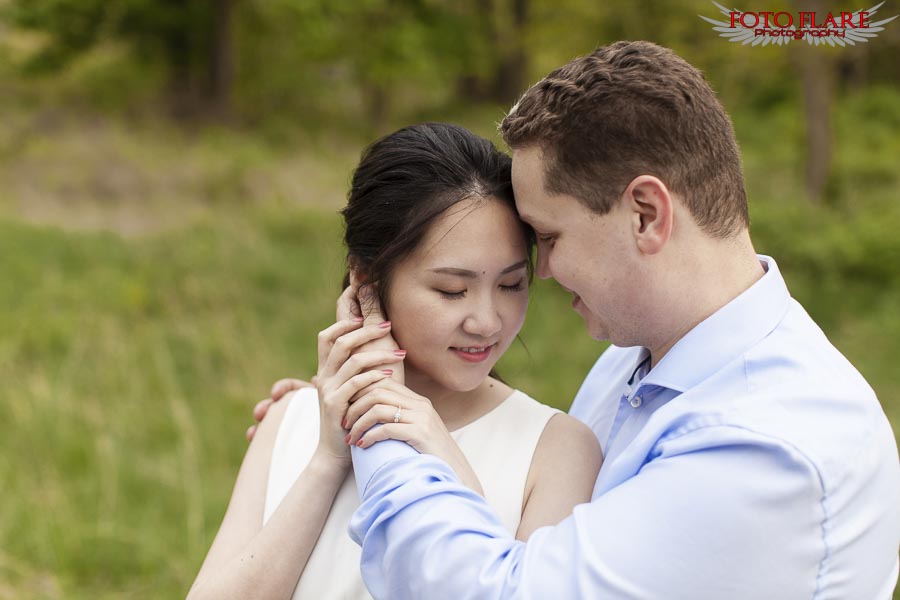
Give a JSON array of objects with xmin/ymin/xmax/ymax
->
[
  {"xmin": 587, "ymin": 326, "xmax": 609, "ymax": 341},
  {"xmin": 576, "ymin": 310, "xmax": 608, "ymax": 341}
]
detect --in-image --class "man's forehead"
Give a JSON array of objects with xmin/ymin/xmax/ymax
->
[
  {"xmin": 511, "ymin": 145, "xmax": 545, "ymax": 174},
  {"xmin": 511, "ymin": 147, "xmax": 550, "ymax": 218}
]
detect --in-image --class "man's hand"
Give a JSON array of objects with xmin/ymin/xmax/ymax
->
[{"xmin": 246, "ymin": 377, "xmax": 315, "ymax": 442}]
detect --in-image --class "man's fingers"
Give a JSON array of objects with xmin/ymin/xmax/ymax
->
[
  {"xmin": 253, "ymin": 398, "xmax": 272, "ymax": 422},
  {"xmin": 270, "ymin": 378, "xmax": 314, "ymax": 402}
]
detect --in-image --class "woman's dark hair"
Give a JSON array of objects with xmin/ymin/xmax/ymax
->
[{"xmin": 341, "ymin": 122, "xmax": 534, "ymax": 315}]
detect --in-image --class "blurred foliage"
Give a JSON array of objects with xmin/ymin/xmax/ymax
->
[
  {"xmin": 0, "ymin": 0, "xmax": 898, "ymax": 598},
  {"xmin": 5, "ymin": 0, "xmax": 896, "ymax": 131}
]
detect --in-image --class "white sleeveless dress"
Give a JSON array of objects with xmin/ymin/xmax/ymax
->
[{"xmin": 264, "ymin": 386, "xmax": 559, "ymax": 600}]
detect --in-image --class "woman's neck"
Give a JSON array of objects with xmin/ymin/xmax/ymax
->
[{"xmin": 403, "ymin": 368, "xmax": 510, "ymax": 432}]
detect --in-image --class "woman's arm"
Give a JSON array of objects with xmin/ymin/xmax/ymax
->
[
  {"xmin": 189, "ymin": 318, "xmax": 404, "ymax": 599},
  {"xmin": 514, "ymin": 413, "xmax": 602, "ymax": 541},
  {"xmin": 187, "ymin": 395, "xmax": 348, "ymax": 600}
]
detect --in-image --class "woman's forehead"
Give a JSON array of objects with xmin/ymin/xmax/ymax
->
[{"xmin": 414, "ymin": 199, "xmax": 526, "ymax": 267}]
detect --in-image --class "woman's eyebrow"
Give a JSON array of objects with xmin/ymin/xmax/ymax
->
[
  {"xmin": 428, "ymin": 260, "xmax": 528, "ymax": 279},
  {"xmin": 500, "ymin": 260, "xmax": 529, "ymax": 274}
]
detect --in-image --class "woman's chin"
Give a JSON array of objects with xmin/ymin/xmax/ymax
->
[
  {"xmin": 429, "ymin": 370, "xmax": 493, "ymax": 394},
  {"xmin": 412, "ymin": 357, "xmax": 498, "ymax": 394},
  {"xmin": 450, "ymin": 367, "xmax": 498, "ymax": 392}
]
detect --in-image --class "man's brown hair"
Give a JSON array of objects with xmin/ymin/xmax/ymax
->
[{"xmin": 500, "ymin": 41, "xmax": 748, "ymax": 237}]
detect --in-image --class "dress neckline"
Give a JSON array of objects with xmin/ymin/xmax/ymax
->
[{"xmin": 449, "ymin": 389, "xmax": 524, "ymax": 435}]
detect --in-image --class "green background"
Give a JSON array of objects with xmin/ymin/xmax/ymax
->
[{"xmin": 1, "ymin": 0, "xmax": 898, "ymax": 597}]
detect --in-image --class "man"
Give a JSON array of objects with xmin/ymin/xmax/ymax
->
[{"xmin": 252, "ymin": 41, "xmax": 900, "ymax": 598}]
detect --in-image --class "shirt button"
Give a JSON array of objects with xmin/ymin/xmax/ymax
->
[{"xmin": 630, "ymin": 395, "xmax": 643, "ymax": 408}]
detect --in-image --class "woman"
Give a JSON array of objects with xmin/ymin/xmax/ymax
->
[{"xmin": 188, "ymin": 123, "xmax": 602, "ymax": 599}]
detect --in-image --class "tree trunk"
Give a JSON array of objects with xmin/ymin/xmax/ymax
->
[
  {"xmin": 363, "ymin": 80, "xmax": 389, "ymax": 135},
  {"xmin": 209, "ymin": 0, "xmax": 234, "ymax": 118},
  {"xmin": 793, "ymin": 0, "xmax": 834, "ymax": 204},
  {"xmin": 799, "ymin": 45, "xmax": 833, "ymax": 204},
  {"xmin": 165, "ymin": 28, "xmax": 197, "ymax": 120},
  {"xmin": 493, "ymin": 0, "xmax": 529, "ymax": 104},
  {"xmin": 456, "ymin": 0, "xmax": 496, "ymax": 104}
]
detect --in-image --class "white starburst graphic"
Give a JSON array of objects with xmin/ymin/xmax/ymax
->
[{"xmin": 699, "ymin": 1, "xmax": 898, "ymax": 47}]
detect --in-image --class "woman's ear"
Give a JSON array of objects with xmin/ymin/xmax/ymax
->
[
  {"xmin": 349, "ymin": 269, "xmax": 368, "ymax": 289},
  {"xmin": 347, "ymin": 255, "xmax": 371, "ymax": 287},
  {"xmin": 347, "ymin": 261, "xmax": 382, "ymax": 318}
]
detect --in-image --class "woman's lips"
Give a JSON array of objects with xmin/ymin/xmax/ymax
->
[{"xmin": 450, "ymin": 344, "xmax": 495, "ymax": 363}]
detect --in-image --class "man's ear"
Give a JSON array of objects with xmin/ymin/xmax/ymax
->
[{"xmin": 622, "ymin": 175, "xmax": 673, "ymax": 255}]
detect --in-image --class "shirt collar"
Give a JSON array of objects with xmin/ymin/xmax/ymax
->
[{"xmin": 641, "ymin": 255, "xmax": 791, "ymax": 393}]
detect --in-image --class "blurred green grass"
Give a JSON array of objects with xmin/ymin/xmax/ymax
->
[{"xmin": 2, "ymin": 91, "xmax": 899, "ymax": 597}]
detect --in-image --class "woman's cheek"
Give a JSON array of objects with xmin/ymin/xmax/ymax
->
[
  {"xmin": 504, "ymin": 292, "xmax": 529, "ymax": 335},
  {"xmin": 398, "ymin": 298, "xmax": 452, "ymax": 349}
]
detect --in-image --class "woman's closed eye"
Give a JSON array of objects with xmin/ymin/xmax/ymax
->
[
  {"xmin": 436, "ymin": 288, "xmax": 466, "ymax": 299},
  {"xmin": 435, "ymin": 279, "xmax": 525, "ymax": 300},
  {"xmin": 500, "ymin": 278, "xmax": 526, "ymax": 292}
]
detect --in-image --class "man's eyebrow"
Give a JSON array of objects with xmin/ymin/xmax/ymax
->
[
  {"xmin": 517, "ymin": 211, "xmax": 548, "ymax": 231},
  {"xmin": 517, "ymin": 211, "xmax": 536, "ymax": 225},
  {"xmin": 428, "ymin": 260, "xmax": 528, "ymax": 279}
]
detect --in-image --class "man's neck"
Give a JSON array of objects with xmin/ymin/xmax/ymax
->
[{"xmin": 648, "ymin": 238, "xmax": 764, "ymax": 368}]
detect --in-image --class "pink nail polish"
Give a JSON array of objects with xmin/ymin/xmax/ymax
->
[
  {"xmin": 379, "ymin": 321, "xmax": 391, "ymax": 328},
  {"xmin": 344, "ymin": 434, "xmax": 351, "ymax": 444},
  {"xmin": 381, "ymin": 369, "xmax": 393, "ymax": 376},
  {"xmin": 356, "ymin": 439, "xmax": 364, "ymax": 447},
  {"xmin": 352, "ymin": 316, "xmax": 364, "ymax": 322},
  {"xmin": 393, "ymin": 349, "xmax": 407, "ymax": 357}
]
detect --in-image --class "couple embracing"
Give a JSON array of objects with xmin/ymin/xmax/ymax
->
[{"xmin": 190, "ymin": 41, "xmax": 900, "ymax": 599}]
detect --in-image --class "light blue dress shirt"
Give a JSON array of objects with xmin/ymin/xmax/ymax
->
[{"xmin": 349, "ymin": 256, "xmax": 900, "ymax": 599}]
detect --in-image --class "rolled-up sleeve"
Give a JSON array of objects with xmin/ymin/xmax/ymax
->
[{"xmin": 350, "ymin": 427, "xmax": 827, "ymax": 600}]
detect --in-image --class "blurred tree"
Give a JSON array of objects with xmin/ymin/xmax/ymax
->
[
  {"xmin": 2, "ymin": 0, "xmax": 896, "ymax": 137},
  {"xmin": 234, "ymin": 0, "xmax": 483, "ymax": 132},
  {"xmin": 796, "ymin": 46, "xmax": 834, "ymax": 205},
  {"xmin": 456, "ymin": 0, "xmax": 530, "ymax": 105},
  {"xmin": 6, "ymin": 0, "xmax": 235, "ymax": 118},
  {"xmin": 792, "ymin": 0, "xmax": 834, "ymax": 205}
]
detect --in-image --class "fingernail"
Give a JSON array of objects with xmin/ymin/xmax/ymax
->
[
  {"xmin": 352, "ymin": 316, "xmax": 364, "ymax": 322},
  {"xmin": 381, "ymin": 369, "xmax": 393, "ymax": 376},
  {"xmin": 393, "ymin": 350, "xmax": 407, "ymax": 357},
  {"xmin": 379, "ymin": 321, "xmax": 391, "ymax": 328},
  {"xmin": 345, "ymin": 434, "xmax": 351, "ymax": 444},
  {"xmin": 342, "ymin": 417, "xmax": 347, "ymax": 429},
  {"xmin": 356, "ymin": 438, "xmax": 365, "ymax": 447}
]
